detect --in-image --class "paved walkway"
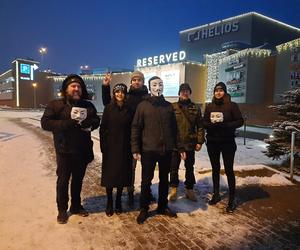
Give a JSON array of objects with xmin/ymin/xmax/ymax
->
[{"xmin": 1, "ymin": 115, "xmax": 300, "ymax": 249}]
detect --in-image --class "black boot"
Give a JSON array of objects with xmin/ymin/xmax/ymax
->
[
  {"xmin": 156, "ymin": 206, "xmax": 177, "ymax": 218},
  {"xmin": 137, "ymin": 209, "xmax": 148, "ymax": 224},
  {"xmin": 128, "ymin": 191, "xmax": 134, "ymax": 208},
  {"xmin": 105, "ymin": 187, "xmax": 114, "ymax": 217},
  {"xmin": 57, "ymin": 210, "xmax": 68, "ymax": 224},
  {"xmin": 115, "ymin": 187, "xmax": 123, "ymax": 215},
  {"xmin": 70, "ymin": 204, "xmax": 89, "ymax": 217},
  {"xmin": 226, "ymin": 198, "xmax": 237, "ymax": 213},
  {"xmin": 208, "ymin": 193, "xmax": 221, "ymax": 205}
]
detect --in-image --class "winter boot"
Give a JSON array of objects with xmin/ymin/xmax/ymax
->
[
  {"xmin": 128, "ymin": 191, "xmax": 134, "ymax": 208},
  {"xmin": 115, "ymin": 197, "xmax": 123, "ymax": 215},
  {"xmin": 105, "ymin": 199, "xmax": 114, "ymax": 217},
  {"xmin": 208, "ymin": 193, "xmax": 221, "ymax": 205},
  {"xmin": 185, "ymin": 188, "xmax": 197, "ymax": 202},
  {"xmin": 168, "ymin": 187, "xmax": 177, "ymax": 201},
  {"xmin": 137, "ymin": 209, "xmax": 149, "ymax": 224},
  {"xmin": 57, "ymin": 210, "xmax": 68, "ymax": 224},
  {"xmin": 226, "ymin": 198, "xmax": 237, "ymax": 213},
  {"xmin": 156, "ymin": 206, "xmax": 177, "ymax": 218}
]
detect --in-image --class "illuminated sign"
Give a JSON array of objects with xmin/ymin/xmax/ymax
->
[
  {"xmin": 20, "ymin": 64, "xmax": 31, "ymax": 74},
  {"xmin": 188, "ymin": 21, "xmax": 239, "ymax": 42},
  {"xmin": 137, "ymin": 51, "xmax": 186, "ymax": 67},
  {"xmin": 19, "ymin": 63, "xmax": 39, "ymax": 81}
]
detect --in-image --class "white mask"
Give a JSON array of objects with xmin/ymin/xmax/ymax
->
[
  {"xmin": 210, "ymin": 112, "xmax": 224, "ymax": 123},
  {"xmin": 149, "ymin": 78, "xmax": 164, "ymax": 97},
  {"xmin": 71, "ymin": 107, "xmax": 87, "ymax": 124}
]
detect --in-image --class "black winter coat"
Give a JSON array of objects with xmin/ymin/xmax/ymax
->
[
  {"xmin": 41, "ymin": 99, "xmax": 100, "ymax": 164},
  {"xmin": 203, "ymin": 94, "xmax": 244, "ymax": 143},
  {"xmin": 131, "ymin": 96, "xmax": 177, "ymax": 154},
  {"xmin": 100, "ymin": 101, "xmax": 134, "ymax": 187},
  {"xmin": 102, "ymin": 85, "xmax": 149, "ymax": 112}
]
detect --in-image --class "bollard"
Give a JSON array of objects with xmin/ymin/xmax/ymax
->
[{"xmin": 290, "ymin": 131, "xmax": 296, "ymax": 181}]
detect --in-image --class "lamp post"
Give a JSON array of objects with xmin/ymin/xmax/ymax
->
[
  {"xmin": 39, "ymin": 47, "xmax": 47, "ymax": 68},
  {"xmin": 32, "ymin": 83, "xmax": 38, "ymax": 109}
]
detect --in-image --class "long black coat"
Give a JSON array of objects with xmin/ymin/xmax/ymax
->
[{"xmin": 100, "ymin": 101, "xmax": 134, "ymax": 188}]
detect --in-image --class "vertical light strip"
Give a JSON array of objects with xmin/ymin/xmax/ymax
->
[{"xmin": 16, "ymin": 61, "xmax": 19, "ymax": 107}]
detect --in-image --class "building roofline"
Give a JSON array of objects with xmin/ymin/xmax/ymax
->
[
  {"xmin": 11, "ymin": 58, "xmax": 40, "ymax": 64},
  {"xmin": 179, "ymin": 12, "xmax": 300, "ymax": 34},
  {"xmin": 0, "ymin": 69, "xmax": 12, "ymax": 78}
]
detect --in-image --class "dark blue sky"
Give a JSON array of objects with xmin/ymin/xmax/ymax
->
[{"xmin": 1, "ymin": 0, "xmax": 300, "ymax": 74}]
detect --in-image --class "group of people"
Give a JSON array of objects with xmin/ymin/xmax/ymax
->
[{"xmin": 41, "ymin": 71, "xmax": 244, "ymax": 225}]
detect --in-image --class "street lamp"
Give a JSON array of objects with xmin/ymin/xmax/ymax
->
[
  {"xmin": 32, "ymin": 82, "xmax": 38, "ymax": 109},
  {"xmin": 39, "ymin": 47, "xmax": 47, "ymax": 67}
]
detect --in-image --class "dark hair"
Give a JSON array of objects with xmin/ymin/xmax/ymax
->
[
  {"xmin": 178, "ymin": 83, "xmax": 192, "ymax": 95},
  {"xmin": 148, "ymin": 76, "xmax": 162, "ymax": 90},
  {"xmin": 61, "ymin": 74, "xmax": 90, "ymax": 99}
]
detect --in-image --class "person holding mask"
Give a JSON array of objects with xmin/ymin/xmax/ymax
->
[
  {"xmin": 100, "ymin": 83, "xmax": 134, "ymax": 216},
  {"xmin": 203, "ymin": 82, "xmax": 244, "ymax": 213},
  {"xmin": 169, "ymin": 83, "xmax": 205, "ymax": 202},
  {"xmin": 131, "ymin": 76, "xmax": 177, "ymax": 224},
  {"xmin": 41, "ymin": 74, "xmax": 100, "ymax": 224}
]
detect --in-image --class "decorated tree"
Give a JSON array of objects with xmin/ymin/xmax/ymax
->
[{"xmin": 265, "ymin": 88, "xmax": 300, "ymax": 160}]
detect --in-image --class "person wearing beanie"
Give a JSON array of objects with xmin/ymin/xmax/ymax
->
[
  {"xmin": 41, "ymin": 74, "xmax": 100, "ymax": 224},
  {"xmin": 100, "ymin": 83, "xmax": 134, "ymax": 216},
  {"xmin": 203, "ymin": 82, "xmax": 244, "ymax": 213},
  {"xmin": 101, "ymin": 71, "xmax": 154, "ymax": 207},
  {"xmin": 131, "ymin": 76, "xmax": 177, "ymax": 224},
  {"xmin": 168, "ymin": 83, "xmax": 205, "ymax": 202}
]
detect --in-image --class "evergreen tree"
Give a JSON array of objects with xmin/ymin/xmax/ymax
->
[{"xmin": 265, "ymin": 88, "xmax": 300, "ymax": 160}]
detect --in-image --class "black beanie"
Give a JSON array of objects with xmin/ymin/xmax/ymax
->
[
  {"xmin": 178, "ymin": 83, "xmax": 192, "ymax": 95},
  {"xmin": 61, "ymin": 74, "xmax": 90, "ymax": 99},
  {"xmin": 214, "ymin": 82, "xmax": 227, "ymax": 94},
  {"xmin": 113, "ymin": 83, "xmax": 127, "ymax": 94}
]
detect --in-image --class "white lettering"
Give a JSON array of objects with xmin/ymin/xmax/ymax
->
[
  {"xmin": 159, "ymin": 55, "xmax": 165, "ymax": 64},
  {"xmin": 165, "ymin": 53, "xmax": 172, "ymax": 63},
  {"xmin": 208, "ymin": 28, "xmax": 214, "ymax": 37},
  {"xmin": 232, "ymin": 21, "xmax": 239, "ymax": 32},
  {"xmin": 137, "ymin": 59, "xmax": 142, "ymax": 67},
  {"xmin": 147, "ymin": 57, "xmax": 152, "ymax": 66},
  {"xmin": 142, "ymin": 58, "xmax": 147, "ymax": 67},
  {"xmin": 179, "ymin": 51, "xmax": 186, "ymax": 60},
  {"xmin": 173, "ymin": 52, "xmax": 178, "ymax": 61}
]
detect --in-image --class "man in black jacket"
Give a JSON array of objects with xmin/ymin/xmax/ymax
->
[
  {"xmin": 41, "ymin": 74, "xmax": 100, "ymax": 224},
  {"xmin": 102, "ymin": 71, "xmax": 153, "ymax": 207},
  {"xmin": 131, "ymin": 76, "xmax": 177, "ymax": 224}
]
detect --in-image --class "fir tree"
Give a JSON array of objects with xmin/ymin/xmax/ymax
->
[{"xmin": 265, "ymin": 88, "xmax": 300, "ymax": 160}]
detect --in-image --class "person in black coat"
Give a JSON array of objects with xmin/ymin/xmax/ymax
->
[
  {"xmin": 102, "ymin": 71, "xmax": 154, "ymax": 207},
  {"xmin": 203, "ymin": 82, "xmax": 244, "ymax": 213},
  {"xmin": 131, "ymin": 76, "xmax": 178, "ymax": 224},
  {"xmin": 100, "ymin": 83, "xmax": 134, "ymax": 216},
  {"xmin": 41, "ymin": 74, "xmax": 100, "ymax": 224}
]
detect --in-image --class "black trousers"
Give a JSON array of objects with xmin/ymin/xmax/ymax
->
[
  {"xmin": 140, "ymin": 151, "xmax": 172, "ymax": 210},
  {"xmin": 56, "ymin": 153, "xmax": 87, "ymax": 212},
  {"xmin": 206, "ymin": 140, "xmax": 237, "ymax": 200},
  {"xmin": 170, "ymin": 151, "xmax": 195, "ymax": 189}
]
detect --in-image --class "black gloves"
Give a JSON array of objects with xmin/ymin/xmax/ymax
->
[{"xmin": 62, "ymin": 119, "xmax": 79, "ymax": 130}]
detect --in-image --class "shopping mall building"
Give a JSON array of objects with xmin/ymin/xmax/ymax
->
[{"xmin": 0, "ymin": 12, "xmax": 299, "ymax": 125}]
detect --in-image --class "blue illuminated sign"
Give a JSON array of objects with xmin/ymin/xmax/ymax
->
[{"xmin": 20, "ymin": 64, "xmax": 31, "ymax": 74}]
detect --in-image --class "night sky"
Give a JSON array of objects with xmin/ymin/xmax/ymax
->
[{"xmin": 1, "ymin": 0, "xmax": 300, "ymax": 74}]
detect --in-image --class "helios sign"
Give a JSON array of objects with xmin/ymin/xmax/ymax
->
[
  {"xmin": 137, "ymin": 51, "xmax": 186, "ymax": 67},
  {"xmin": 188, "ymin": 21, "xmax": 239, "ymax": 42}
]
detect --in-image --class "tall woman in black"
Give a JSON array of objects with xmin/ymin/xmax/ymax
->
[
  {"xmin": 203, "ymin": 82, "xmax": 244, "ymax": 213},
  {"xmin": 100, "ymin": 83, "xmax": 134, "ymax": 216}
]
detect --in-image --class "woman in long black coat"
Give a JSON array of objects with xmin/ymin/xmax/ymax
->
[
  {"xmin": 100, "ymin": 83, "xmax": 134, "ymax": 216},
  {"xmin": 203, "ymin": 82, "xmax": 244, "ymax": 213}
]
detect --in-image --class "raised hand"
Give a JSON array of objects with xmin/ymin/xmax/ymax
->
[{"xmin": 103, "ymin": 72, "xmax": 112, "ymax": 86}]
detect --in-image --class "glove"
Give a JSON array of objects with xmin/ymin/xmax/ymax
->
[{"xmin": 80, "ymin": 119, "xmax": 93, "ymax": 129}]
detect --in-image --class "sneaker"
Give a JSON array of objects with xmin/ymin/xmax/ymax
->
[
  {"xmin": 137, "ymin": 209, "xmax": 148, "ymax": 224},
  {"xmin": 70, "ymin": 205, "xmax": 89, "ymax": 217},
  {"xmin": 57, "ymin": 211, "xmax": 68, "ymax": 224},
  {"xmin": 128, "ymin": 191, "xmax": 134, "ymax": 208},
  {"xmin": 208, "ymin": 194, "xmax": 221, "ymax": 205},
  {"xmin": 185, "ymin": 188, "xmax": 197, "ymax": 202},
  {"xmin": 226, "ymin": 200, "xmax": 237, "ymax": 213},
  {"xmin": 156, "ymin": 207, "xmax": 177, "ymax": 218},
  {"xmin": 168, "ymin": 187, "xmax": 177, "ymax": 201}
]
